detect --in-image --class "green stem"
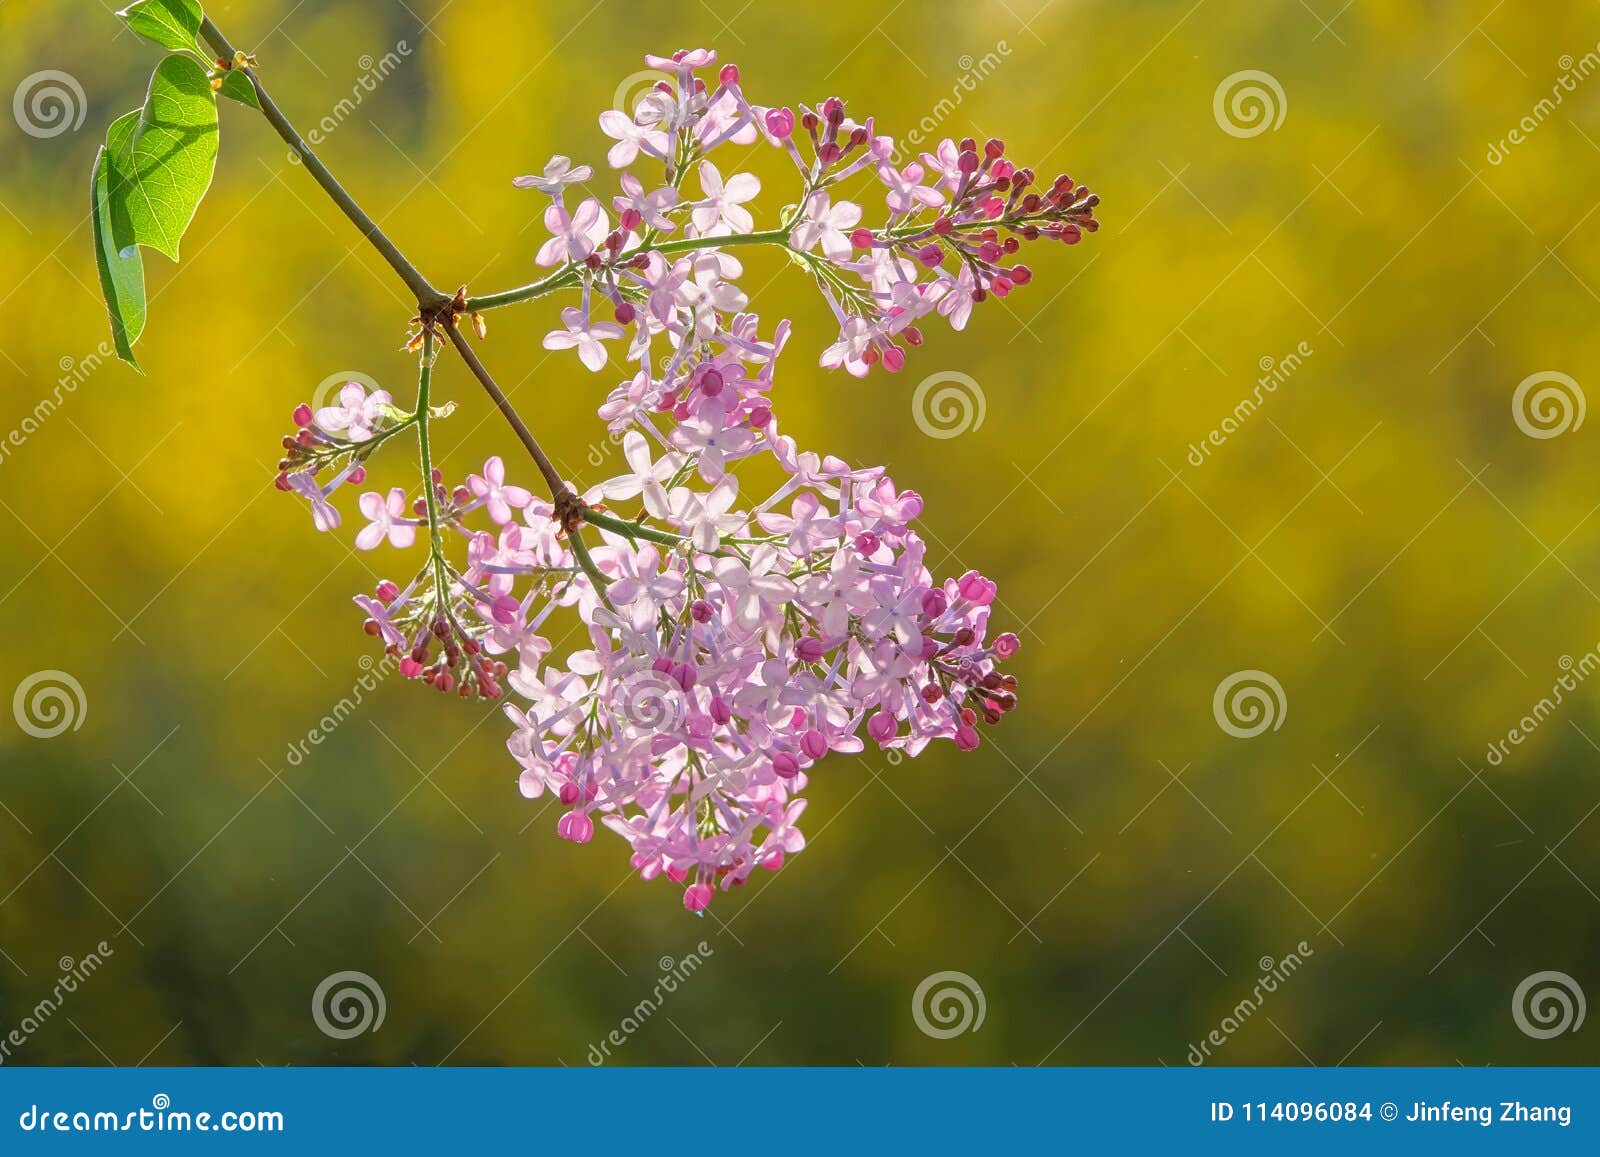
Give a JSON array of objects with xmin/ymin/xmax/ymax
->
[
  {"xmin": 465, "ymin": 228, "xmax": 792, "ymax": 312},
  {"xmin": 583, "ymin": 507, "xmax": 687, "ymax": 547}
]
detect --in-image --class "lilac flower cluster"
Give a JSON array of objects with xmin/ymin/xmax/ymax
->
[{"xmin": 274, "ymin": 48, "xmax": 1095, "ymax": 909}]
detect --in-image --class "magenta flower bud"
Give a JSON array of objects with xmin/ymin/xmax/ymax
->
[
  {"xmin": 614, "ymin": 301, "xmax": 636, "ymax": 325},
  {"xmin": 882, "ymin": 345, "xmax": 905, "ymax": 373},
  {"xmin": 765, "ymin": 107, "xmax": 795, "ymax": 138},
  {"xmin": 984, "ymin": 137, "xmax": 1005, "ymax": 159},
  {"xmin": 719, "ymin": 63, "xmax": 740, "ymax": 85},
  {"xmin": 683, "ymin": 883, "xmax": 714, "ymax": 911},
  {"xmin": 817, "ymin": 142, "xmax": 841, "ymax": 165},
  {"xmin": 867, "ymin": 711, "xmax": 896, "ymax": 743},
  {"xmin": 932, "ymin": 215, "xmax": 953, "ymax": 235},
  {"xmin": 292, "ymin": 403, "xmax": 314, "ymax": 427},
  {"xmin": 700, "ymin": 367, "xmax": 724, "ymax": 396},
  {"xmin": 1011, "ymin": 264, "xmax": 1033, "ymax": 285},
  {"xmin": 348, "ymin": 466, "xmax": 367, "ymax": 485},
  {"xmin": 958, "ymin": 149, "xmax": 980, "ymax": 174},
  {"xmin": 673, "ymin": 662, "xmax": 697, "ymax": 691},
  {"xmin": 399, "ymin": 657, "xmax": 423, "ymax": 679},
  {"xmin": 992, "ymin": 159, "xmax": 1014, "ymax": 180},
  {"xmin": 993, "ymin": 632, "xmax": 1020, "ymax": 659},
  {"xmin": 559, "ymin": 781, "xmax": 579, "ymax": 805},
  {"xmin": 904, "ymin": 326, "xmax": 924, "ymax": 347},
  {"xmin": 919, "ymin": 636, "xmax": 941, "ymax": 659},
  {"xmin": 273, "ymin": 472, "xmax": 292, "ymax": 492},
  {"xmin": 991, "ymin": 276, "xmax": 1014, "ymax": 298},
  {"xmin": 691, "ymin": 598, "xmax": 714, "ymax": 623},
  {"xmin": 854, "ymin": 531, "xmax": 880, "ymax": 555},
  {"xmin": 748, "ymin": 404, "xmax": 772, "ymax": 427},
  {"xmin": 490, "ymin": 594, "xmax": 520, "ymax": 624},
  {"xmin": 772, "ymin": 751, "xmax": 800, "ymax": 779},
  {"xmin": 917, "ymin": 244, "xmax": 943, "ymax": 267},
  {"xmin": 921, "ymin": 682, "xmax": 942, "ymax": 704},
  {"xmin": 710, "ymin": 696, "xmax": 732, "ymax": 724},
  {"xmin": 958, "ymin": 571, "xmax": 996, "ymax": 604},
  {"xmin": 619, "ymin": 207, "xmax": 642, "ymax": 232},
  {"xmin": 557, "ymin": 811, "xmax": 594, "ymax": 843},
  {"xmin": 376, "ymin": 580, "xmax": 399, "ymax": 603},
  {"xmin": 954, "ymin": 725, "xmax": 981, "ymax": 751},
  {"xmin": 652, "ymin": 655, "xmax": 673, "ymax": 674},
  {"xmin": 851, "ymin": 228, "xmax": 875, "ymax": 249},
  {"xmin": 801, "ymin": 729, "xmax": 828, "ymax": 760},
  {"xmin": 795, "ymin": 636, "xmax": 825, "ymax": 662},
  {"xmin": 922, "ymin": 590, "xmax": 948, "ymax": 617}
]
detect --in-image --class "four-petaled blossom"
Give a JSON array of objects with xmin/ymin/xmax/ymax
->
[
  {"xmin": 877, "ymin": 161, "xmax": 944, "ymax": 215},
  {"xmin": 535, "ymin": 198, "xmax": 610, "ymax": 267},
  {"xmin": 513, "ymin": 154, "xmax": 594, "ymax": 197},
  {"xmin": 613, "ymin": 172, "xmax": 679, "ymax": 233},
  {"xmin": 543, "ymin": 306, "xmax": 626, "ymax": 372},
  {"xmin": 789, "ymin": 191, "xmax": 862, "ymax": 261},
  {"xmin": 598, "ymin": 108, "xmax": 669, "ymax": 168},
  {"xmin": 691, "ymin": 161, "xmax": 760, "ymax": 236},
  {"xmin": 469, "ymin": 456, "xmax": 535, "ymax": 525},
  {"xmin": 356, "ymin": 487, "xmax": 417, "ymax": 550},
  {"xmin": 315, "ymin": 381, "xmax": 391, "ymax": 441}
]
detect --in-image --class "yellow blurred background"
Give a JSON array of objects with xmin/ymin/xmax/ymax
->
[{"xmin": 2, "ymin": 0, "xmax": 1599, "ymax": 1064}]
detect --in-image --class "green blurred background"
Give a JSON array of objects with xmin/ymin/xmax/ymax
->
[{"xmin": 3, "ymin": 0, "xmax": 1600, "ymax": 1065}]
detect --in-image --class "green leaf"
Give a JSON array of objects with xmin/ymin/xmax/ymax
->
[
  {"xmin": 117, "ymin": 0, "xmax": 203, "ymax": 54},
  {"xmin": 216, "ymin": 69, "xmax": 259, "ymax": 109},
  {"xmin": 105, "ymin": 54, "xmax": 219, "ymax": 262},
  {"xmin": 92, "ymin": 113, "xmax": 148, "ymax": 371}
]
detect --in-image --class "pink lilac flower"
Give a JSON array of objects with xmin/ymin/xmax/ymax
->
[
  {"xmin": 468, "ymin": 456, "xmax": 535, "ymax": 525},
  {"xmin": 543, "ymin": 306, "xmax": 626, "ymax": 372},
  {"xmin": 691, "ymin": 161, "xmax": 759, "ymax": 235},
  {"xmin": 535, "ymin": 198, "xmax": 609, "ymax": 268},
  {"xmin": 275, "ymin": 47, "xmax": 1096, "ymax": 911},
  {"xmin": 789, "ymin": 191, "xmax": 861, "ymax": 260},
  {"xmin": 355, "ymin": 487, "xmax": 417, "ymax": 550},
  {"xmin": 613, "ymin": 171, "xmax": 679, "ymax": 233},
  {"xmin": 315, "ymin": 381, "xmax": 391, "ymax": 441},
  {"xmin": 513, "ymin": 154, "xmax": 594, "ymax": 197}
]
